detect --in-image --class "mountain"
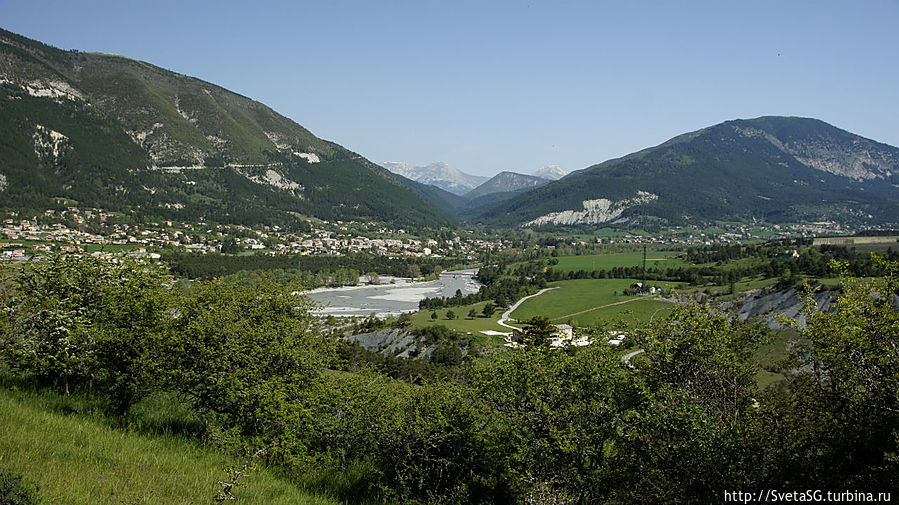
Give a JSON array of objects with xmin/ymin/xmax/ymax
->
[
  {"xmin": 465, "ymin": 171, "xmax": 550, "ymax": 200},
  {"xmin": 0, "ymin": 28, "xmax": 451, "ymax": 227},
  {"xmin": 532, "ymin": 165, "xmax": 567, "ymax": 180},
  {"xmin": 380, "ymin": 162, "xmax": 488, "ymax": 195},
  {"xmin": 475, "ymin": 117, "xmax": 899, "ymax": 227}
]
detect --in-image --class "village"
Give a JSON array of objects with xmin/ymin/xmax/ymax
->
[{"xmin": 0, "ymin": 204, "xmax": 885, "ymax": 264}]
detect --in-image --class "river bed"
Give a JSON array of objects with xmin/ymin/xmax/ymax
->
[{"xmin": 299, "ymin": 269, "xmax": 482, "ymax": 317}]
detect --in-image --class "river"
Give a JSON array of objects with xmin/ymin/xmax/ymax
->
[{"xmin": 299, "ymin": 269, "xmax": 482, "ymax": 317}]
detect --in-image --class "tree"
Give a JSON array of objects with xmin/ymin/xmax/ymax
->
[
  {"xmin": 467, "ymin": 308, "xmax": 478, "ymax": 319},
  {"xmin": 521, "ymin": 316, "xmax": 555, "ymax": 348},
  {"xmin": 482, "ymin": 302, "xmax": 497, "ymax": 318},
  {"xmin": 471, "ymin": 344, "xmax": 639, "ymax": 502},
  {"xmin": 445, "ymin": 310, "xmax": 456, "ymax": 320},
  {"xmin": 431, "ymin": 311, "xmax": 438, "ymax": 320},
  {"xmin": 763, "ymin": 257, "xmax": 899, "ymax": 487},
  {"xmin": 616, "ymin": 302, "xmax": 768, "ymax": 501},
  {"xmin": 1, "ymin": 255, "xmax": 170, "ymax": 414},
  {"xmin": 156, "ymin": 281, "xmax": 334, "ymax": 447}
]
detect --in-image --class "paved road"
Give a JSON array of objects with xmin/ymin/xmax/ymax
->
[{"xmin": 497, "ymin": 287, "xmax": 559, "ymax": 331}]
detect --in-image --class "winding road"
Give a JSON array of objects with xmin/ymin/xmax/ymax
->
[{"xmin": 497, "ymin": 287, "xmax": 559, "ymax": 331}]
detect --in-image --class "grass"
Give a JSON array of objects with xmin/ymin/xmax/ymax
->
[
  {"xmin": 510, "ymin": 278, "xmax": 682, "ymax": 324},
  {"xmin": 563, "ymin": 298, "xmax": 677, "ymax": 328},
  {"xmin": 551, "ymin": 252, "xmax": 687, "ymax": 272},
  {"xmin": 409, "ymin": 300, "xmax": 510, "ymax": 335},
  {"xmin": 0, "ymin": 387, "xmax": 340, "ymax": 505},
  {"xmin": 754, "ymin": 329, "xmax": 799, "ymax": 390}
]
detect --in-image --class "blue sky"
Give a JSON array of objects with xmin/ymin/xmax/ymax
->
[{"xmin": 2, "ymin": 0, "xmax": 897, "ymax": 176}]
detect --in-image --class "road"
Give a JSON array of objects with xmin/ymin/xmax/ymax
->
[{"xmin": 497, "ymin": 287, "xmax": 559, "ymax": 331}]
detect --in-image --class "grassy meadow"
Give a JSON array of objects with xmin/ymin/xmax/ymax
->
[
  {"xmin": 510, "ymin": 278, "xmax": 682, "ymax": 326},
  {"xmin": 0, "ymin": 388, "xmax": 339, "ymax": 505}
]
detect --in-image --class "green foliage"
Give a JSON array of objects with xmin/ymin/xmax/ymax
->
[
  {"xmin": 472, "ymin": 345, "xmax": 640, "ymax": 502},
  {"xmin": 0, "ymin": 469, "xmax": 39, "ymax": 505},
  {"xmin": 1, "ymin": 256, "xmax": 169, "ymax": 413},
  {"xmin": 520, "ymin": 316, "xmax": 555, "ymax": 348},
  {"xmin": 2, "ymin": 245, "xmax": 898, "ymax": 503},
  {"xmin": 761, "ymin": 256, "xmax": 899, "ymax": 486},
  {"xmin": 167, "ymin": 251, "xmax": 451, "ymax": 280},
  {"xmin": 617, "ymin": 304, "xmax": 769, "ymax": 501},
  {"xmin": 157, "ymin": 281, "xmax": 334, "ymax": 457}
]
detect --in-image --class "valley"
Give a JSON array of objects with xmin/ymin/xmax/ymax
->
[{"xmin": 0, "ymin": 23, "xmax": 897, "ymax": 505}]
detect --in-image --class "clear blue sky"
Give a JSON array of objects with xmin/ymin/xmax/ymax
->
[{"xmin": 2, "ymin": 0, "xmax": 897, "ymax": 176}]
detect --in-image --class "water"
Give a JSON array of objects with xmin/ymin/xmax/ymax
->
[{"xmin": 299, "ymin": 269, "xmax": 482, "ymax": 317}]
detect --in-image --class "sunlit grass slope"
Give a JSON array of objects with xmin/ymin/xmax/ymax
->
[{"xmin": 0, "ymin": 389, "xmax": 339, "ymax": 505}]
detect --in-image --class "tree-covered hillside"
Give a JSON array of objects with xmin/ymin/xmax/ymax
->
[
  {"xmin": 476, "ymin": 117, "xmax": 899, "ymax": 228},
  {"xmin": 0, "ymin": 28, "xmax": 451, "ymax": 227}
]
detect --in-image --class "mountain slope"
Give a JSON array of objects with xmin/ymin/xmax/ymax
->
[
  {"xmin": 380, "ymin": 161, "xmax": 488, "ymax": 195},
  {"xmin": 475, "ymin": 117, "xmax": 899, "ymax": 227},
  {"xmin": 0, "ymin": 28, "xmax": 451, "ymax": 227},
  {"xmin": 465, "ymin": 171, "xmax": 550, "ymax": 199}
]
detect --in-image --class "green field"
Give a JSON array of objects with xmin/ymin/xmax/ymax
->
[
  {"xmin": 510, "ymin": 278, "xmax": 682, "ymax": 326},
  {"xmin": 567, "ymin": 298, "xmax": 677, "ymax": 327},
  {"xmin": 410, "ymin": 300, "xmax": 511, "ymax": 335},
  {"xmin": 552, "ymin": 252, "xmax": 687, "ymax": 272},
  {"xmin": 0, "ymin": 388, "xmax": 338, "ymax": 505}
]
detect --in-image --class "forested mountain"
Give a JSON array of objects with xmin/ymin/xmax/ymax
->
[
  {"xmin": 0, "ymin": 28, "xmax": 452, "ymax": 227},
  {"xmin": 475, "ymin": 117, "xmax": 899, "ymax": 228}
]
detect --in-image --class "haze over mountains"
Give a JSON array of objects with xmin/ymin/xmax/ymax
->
[
  {"xmin": 379, "ymin": 162, "xmax": 488, "ymax": 195},
  {"xmin": 1, "ymin": 28, "xmax": 897, "ymax": 231},
  {"xmin": 380, "ymin": 161, "xmax": 567, "ymax": 197}
]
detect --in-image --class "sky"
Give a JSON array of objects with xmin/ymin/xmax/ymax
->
[{"xmin": 1, "ymin": 0, "xmax": 897, "ymax": 177}]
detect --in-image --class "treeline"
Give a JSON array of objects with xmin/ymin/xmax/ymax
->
[
  {"xmin": 547, "ymin": 245, "xmax": 899, "ymax": 287},
  {"xmin": 418, "ymin": 262, "xmax": 546, "ymax": 311},
  {"xmin": 219, "ymin": 267, "xmax": 360, "ymax": 290},
  {"xmin": 164, "ymin": 251, "xmax": 454, "ymax": 280},
  {"xmin": 1, "ymin": 255, "xmax": 896, "ymax": 504}
]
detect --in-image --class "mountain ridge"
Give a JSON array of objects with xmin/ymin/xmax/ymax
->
[
  {"xmin": 465, "ymin": 171, "xmax": 550, "ymax": 199},
  {"xmin": 0, "ymin": 28, "xmax": 452, "ymax": 227},
  {"xmin": 474, "ymin": 116, "xmax": 899, "ymax": 228},
  {"xmin": 380, "ymin": 161, "xmax": 488, "ymax": 195}
]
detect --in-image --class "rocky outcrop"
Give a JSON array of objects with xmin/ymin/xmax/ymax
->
[
  {"xmin": 344, "ymin": 329, "xmax": 447, "ymax": 359},
  {"xmin": 723, "ymin": 286, "xmax": 837, "ymax": 329},
  {"xmin": 523, "ymin": 191, "xmax": 658, "ymax": 227}
]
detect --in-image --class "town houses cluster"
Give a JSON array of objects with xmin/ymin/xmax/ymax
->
[{"xmin": 0, "ymin": 206, "xmax": 505, "ymax": 261}]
